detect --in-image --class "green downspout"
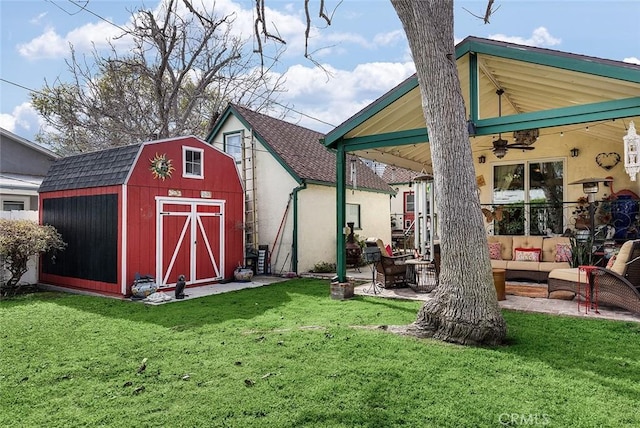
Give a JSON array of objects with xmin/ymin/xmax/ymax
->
[
  {"xmin": 292, "ymin": 181, "xmax": 306, "ymax": 273},
  {"xmin": 336, "ymin": 146, "xmax": 347, "ymax": 282}
]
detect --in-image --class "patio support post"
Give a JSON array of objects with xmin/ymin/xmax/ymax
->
[
  {"xmin": 336, "ymin": 147, "xmax": 347, "ymax": 282},
  {"xmin": 468, "ymin": 52, "xmax": 479, "ymax": 125}
]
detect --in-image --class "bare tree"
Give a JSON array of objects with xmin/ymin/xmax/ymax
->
[
  {"xmin": 255, "ymin": 1, "xmax": 506, "ymax": 346},
  {"xmin": 31, "ymin": 0, "xmax": 286, "ymax": 155}
]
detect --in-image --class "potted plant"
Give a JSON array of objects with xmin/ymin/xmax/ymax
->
[{"xmin": 573, "ymin": 196, "xmax": 591, "ymax": 230}]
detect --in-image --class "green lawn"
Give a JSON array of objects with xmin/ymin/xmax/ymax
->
[{"xmin": 1, "ymin": 278, "xmax": 639, "ymax": 427}]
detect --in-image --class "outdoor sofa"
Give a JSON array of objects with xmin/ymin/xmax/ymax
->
[{"xmin": 488, "ymin": 235, "xmax": 572, "ymax": 282}]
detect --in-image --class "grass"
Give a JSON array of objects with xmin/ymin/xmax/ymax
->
[{"xmin": 1, "ymin": 278, "xmax": 639, "ymax": 427}]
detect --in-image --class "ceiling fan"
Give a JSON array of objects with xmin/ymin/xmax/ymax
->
[{"xmin": 492, "ymin": 89, "xmax": 536, "ymax": 158}]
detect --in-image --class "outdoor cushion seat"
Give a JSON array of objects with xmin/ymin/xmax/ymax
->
[
  {"xmin": 365, "ymin": 238, "xmax": 414, "ymax": 288},
  {"xmin": 548, "ymin": 239, "xmax": 640, "ymax": 315}
]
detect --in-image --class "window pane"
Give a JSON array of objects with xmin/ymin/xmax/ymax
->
[
  {"xmin": 225, "ymin": 133, "xmax": 242, "ymax": 163},
  {"xmin": 3, "ymin": 201, "xmax": 25, "ymax": 211},
  {"xmin": 491, "ymin": 161, "xmax": 565, "ymax": 235},
  {"xmin": 405, "ymin": 193, "xmax": 414, "ymax": 212},
  {"xmin": 529, "ymin": 161, "xmax": 564, "ymax": 235},
  {"xmin": 493, "ymin": 164, "xmax": 525, "ymax": 235},
  {"xmin": 184, "ymin": 149, "xmax": 203, "ymax": 177},
  {"xmin": 346, "ymin": 203, "xmax": 361, "ymax": 229}
]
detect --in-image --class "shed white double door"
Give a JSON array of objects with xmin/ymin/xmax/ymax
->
[{"xmin": 156, "ymin": 197, "xmax": 225, "ymax": 288}]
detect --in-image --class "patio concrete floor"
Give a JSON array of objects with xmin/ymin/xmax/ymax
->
[{"xmin": 135, "ymin": 268, "xmax": 640, "ymax": 323}]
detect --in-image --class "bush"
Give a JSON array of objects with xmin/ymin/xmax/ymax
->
[
  {"xmin": 0, "ymin": 219, "xmax": 66, "ymax": 297},
  {"xmin": 311, "ymin": 261, "xmax": 336, "ymax": 273}
]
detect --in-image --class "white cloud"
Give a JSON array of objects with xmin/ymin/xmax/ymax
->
[
  {"xmin": 273, "ymin": 61, "xmax": 416, "ymax": 133},
  {"xmin": 29, "ymin": 12, "xmax": 48, "ymax": 25},
  {"xmin": 0, "ymin": 113, "xmax": 17, "ymax": 132},
  {"xmin": 0, "ymin": 102, "xmax": 47, "ymax": 140},
  {"xmin": 488, "ymin": 27, "xmax": 561, "ymax": 47},
  {"xmin": 18, "ymin": 20, "xmax": 131, "ymax": 60},
  {"xmin": 624, "ymin": 57, "xmax": 640, "ymax": 65}
]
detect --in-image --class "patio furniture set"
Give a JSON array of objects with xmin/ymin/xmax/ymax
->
[{"xmin": 363, "ymin": 237, "xmax": 640, "ymax": 316}]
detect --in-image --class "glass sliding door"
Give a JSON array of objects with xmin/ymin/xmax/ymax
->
[{"xmin": 492, "ymin": 160, "xmax": 564, "ymax": 235}]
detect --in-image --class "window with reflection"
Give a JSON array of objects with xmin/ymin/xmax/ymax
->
[{"xmin": 493, "ymin": 160, "xmax": 564, "ymax": 235}]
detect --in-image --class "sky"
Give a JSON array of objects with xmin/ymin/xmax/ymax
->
[{"xmin": 1, "ymin": 0, "xmax": 639, "ymax": 145}]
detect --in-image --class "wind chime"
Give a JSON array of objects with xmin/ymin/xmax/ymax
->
[
  {"xmin": 412, "ymin": 172, "xmax": 436, "ymax": 259},
  {"xmin": 624, "ymin": 121, "xmax": 640, "ymax": 181}
]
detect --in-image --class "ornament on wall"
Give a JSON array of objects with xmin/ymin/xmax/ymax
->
[
  {"xmin": 595, "ymin": 152, "xmax": 621, "ymax": 171},
  {"xmin": 150, "ymin": 153, "xmax": 175, "ymax": 180}
]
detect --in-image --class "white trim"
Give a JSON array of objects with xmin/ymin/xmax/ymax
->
[
  {"xmin": 121, "ymin": 185, "xmax": 128, "ymax": 295},
  {"xmin": 182, "ymin": 146, "xmax": 204, "ymax": 179},
  {"xmin": 155, "ymin": 196, "xmax": 225, "ymax": 287}
]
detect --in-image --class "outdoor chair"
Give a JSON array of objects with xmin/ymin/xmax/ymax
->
[
  {"xmin": 547, "ymin": 239, "xmax": 640, "ymax": 315},
  {"xmin": 364, "ymin": 238, "xmax": 414, "ymax": 288}
]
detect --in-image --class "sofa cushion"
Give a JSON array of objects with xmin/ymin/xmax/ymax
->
[
  {"xmin": 512, "ymin": 236, "xmax": 544, "ymax": 257},
  {"xmin": 554, "ymin": 243, "xmax": 572, "ymax": 263},
  {"xmin": 506, "ymin": 260, "xmax": 541, "ymax": 271},
  {"xmin": 548, "ymin": 268, "xmax": 588, "ymax": 283},
  {"xmin": 540, "ymin": 237, "xmax": 571, "ymax": 262},
  {"xmin": 488, "ymin": 242, "xmax": 502, "ymax": 260},
  {"xmin": 539, "ymin": 261, "xmax": 571, "ymax": 272},
  {"xmin": 487, "ymin": 236, "xmax": 514, "ymax": 260},
  {"xmin": 610, "ymin": 240, "xmax": 633, "ymax": 275},
  {"xmin": 514, "ymin": 248, "xmax": 542, "ymax": 262},
  {"xmin": 490, "ymin": 259, "xmax": 509, "ymax": 269}
]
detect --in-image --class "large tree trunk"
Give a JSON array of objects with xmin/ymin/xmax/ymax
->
[{"xmin": 391, "ymin": 0, "xmax": 506, "ymax": 346}]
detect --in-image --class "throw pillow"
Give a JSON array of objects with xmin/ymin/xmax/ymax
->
[
  {"xmin": 385, "ymin": 244, "xmax": 393, "ymax": 257},
  {"xmin": 488, "ymin": 242, "xmax": 502, "ymax": 260},
  {"xmin": 606, "ymin": 255, "xmax": 617, "ymax": 269},
  {"xmin": 555, "ymin": 243, "xmax": 572, "ymax": 263},
  {"xmin": 514, "ymin": 247, "xmax": 542, "ymax": 262}
]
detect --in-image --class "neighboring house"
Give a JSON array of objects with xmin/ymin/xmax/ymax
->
[
  {"xmin": 38, "ymin": 136, "xmax": 244, "ymax": 297},
  {"xmin": 0, "ymin": 127, "xmax": 58, "ymax": 211},
  {"xmin": 206, "ymin": 104, "xmax": 394, "ymax": 274},
  {"xmin": 380, "ymin": 165, "xmax": 421, "ymax": 250}
]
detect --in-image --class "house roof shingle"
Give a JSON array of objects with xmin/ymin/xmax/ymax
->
[
  {"xmin": 38, "ymin": 144, "xmax": 141, "ymax": 193},
  {"xmin": 226, "ymin": 104, "xmax": 393, "ymax": 193}
]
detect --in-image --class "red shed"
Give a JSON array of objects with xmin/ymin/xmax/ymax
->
[{"xmin": 38, "ymin": 136, "xmax": 244, "ymax": 297}]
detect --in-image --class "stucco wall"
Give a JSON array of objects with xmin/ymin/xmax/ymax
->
[
  {"xmin": 473, "ymin": 132, "xmax": 640, "ymax": 234},
  {"xmin": 296, "ymin": 184, "xmax": 391, "ymax": 273}
]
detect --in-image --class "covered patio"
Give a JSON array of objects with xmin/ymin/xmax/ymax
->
[{"xmin": 323, "ymin": 36, "xmax": 640, "ymax": 283}]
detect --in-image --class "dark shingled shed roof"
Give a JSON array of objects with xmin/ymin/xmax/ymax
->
[
  {"xmin": 39, "ymin": 144, "xmax": 141, "ymax": 193},
  {"xmin": 210, "ymin": 104, "xmax": 393, "ymax": 193}
]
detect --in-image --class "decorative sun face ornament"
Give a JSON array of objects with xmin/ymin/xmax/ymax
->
[{"xmin": 150, "ymin": 153, "xmax": 175, "ymax": 180}]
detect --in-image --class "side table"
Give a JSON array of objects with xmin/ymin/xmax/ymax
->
[
  {"xmin": 405, "ymin": 259, "xmax": 438, "ymax": 293},
  {"xmin": 491, "ymin": 268, "xmax": 506, "ymax": 301},
  {"xmin": 578, "ymin": 265, "xmax": 599, "ymax": 314}
]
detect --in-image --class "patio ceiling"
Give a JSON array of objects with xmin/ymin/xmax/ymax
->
[{"xmin": 323, "ymin": 37, "xmax": 640, "ymax": 173}]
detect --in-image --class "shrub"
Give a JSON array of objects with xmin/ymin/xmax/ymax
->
[
  {"xmin": 0, "ymin": 219, "xmax": 66, "ymax": 297},
  {"xmin": 311, "ymin": 261, "xmax": 336, "ymax": 273}
]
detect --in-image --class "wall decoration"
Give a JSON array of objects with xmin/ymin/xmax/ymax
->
[
  {"xmin": 595, "ymin": 152, "xmax": 621, "ymax": 171},
  {"xmin": 150, "ymin": 153, "xmax": 175, "ymax": 180}
]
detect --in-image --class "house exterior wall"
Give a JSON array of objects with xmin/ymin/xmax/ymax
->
[
  {"xmin": 0, "ymin": 131, "xmax": 56, "ymax": 211},
  {"xmin": 210, "ymin": 114, "xmax": 393, "ymax": 274},
  {"xmin": 474, "ymin": 132, "xmax": 640, "ymax": 235},
  {"xmin": 0, "ymin": 133, "xmax": 55, "ymax": 176},
  {"xmin": 296, "ymin": 184, "xmax": 391, "ymax": 273}
]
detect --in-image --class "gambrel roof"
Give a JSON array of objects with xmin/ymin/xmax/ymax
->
[{"xmin": 39, "ymin": 144, "xmax": 141, "ymax": 192}]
